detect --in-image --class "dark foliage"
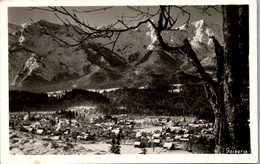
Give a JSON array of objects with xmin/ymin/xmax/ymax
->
[
  {"xmin": 109, "ymin": 137, "xmax": 121, "ymax": 154},
  {"xmin": 9, "ymin": 89, "xmax": 110, "ymax": 112},
  {"xmin": 101, "ymin": 84, "xmax": 214, "ymax": 121},
  {"xmin": 10, "ymin": 86, "xmax": 219, "ymax": 121}
]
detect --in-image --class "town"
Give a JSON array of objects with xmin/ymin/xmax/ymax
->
[{"xmin": 9, "ymin": 105, "xmax": 215, "ymax": 155}]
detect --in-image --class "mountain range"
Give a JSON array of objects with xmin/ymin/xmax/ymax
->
[{"xmin": 8, "ymin": 19, "xmax": 223, "ymax": 92}]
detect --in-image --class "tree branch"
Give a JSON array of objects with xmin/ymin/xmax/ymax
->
[
  {"xmin": 72, "ymin": 6, "xmax": 114, "ymax": 13},
  {"xmin": 209, "ymin": 36, "xmax": 224, "ymax": 84},
  {"xmin": 181, "ymin": 38, "xmax": 217, "ymax": 87},
  {"xmin": 194, "ymin": 6, "xmax": 222, "ymax": 16}
]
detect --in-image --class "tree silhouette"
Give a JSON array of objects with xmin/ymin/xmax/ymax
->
[{"xmin": 109, "ymin": 136, "xmax": 121, "ymax": 154}]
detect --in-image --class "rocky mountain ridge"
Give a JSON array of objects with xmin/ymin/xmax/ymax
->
[{"xmin": 8, "ymin": 19, "xmax": 223, "ymax": 92}]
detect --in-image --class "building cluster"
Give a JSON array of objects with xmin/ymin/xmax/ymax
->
[
  {"xmin": 168, "ymin": 84, "xmax": 184, "ymax": 93},
  {"xmin": 46, "ymin": 90, "xmax": 71, "ymax": 98},
  {"xmin": 9, "ymin": 112, "xmax": 136, "ymax": 144},
  {"xmin": 133, "ymin": 118, "xmax": 214, "ymax": 151},
  {"xmin": 9, "ymin": 112, "xmax": 214, "ymax": 153}
]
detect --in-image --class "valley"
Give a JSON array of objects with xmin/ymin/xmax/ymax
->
[{"xmin": 9, "ymin": 87, "xmax": 217, "ymax": 155}]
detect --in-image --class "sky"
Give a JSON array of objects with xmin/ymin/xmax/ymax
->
[{"xmin": 8, "ymin": 6, "xmax": 223, "ymax": 28}]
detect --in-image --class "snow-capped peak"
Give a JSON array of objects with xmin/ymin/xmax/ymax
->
[
  {"xmin": 9, "ymin": 19, "xmax": 223, "ymax": 91},
  {"xmin": 192, "ymin": 19, "xmax": 205, "ymax": 29},
  {"xmin": 11, "ymin": 53, "xmax": 39, "ymax": 87},
  {"xmin": 21, "ymin": 23, "xmax": 28, "ymax": 29},
  {"xmin": 146, "ymin": 23, "xmax": 157, "ymax": 50},
  {"xmin": 18, "ymin": 34, "xmax": 25, "ymax": 45}
]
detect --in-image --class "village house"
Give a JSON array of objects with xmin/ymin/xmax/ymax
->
[
  {"xmin": 163, "ymin": 142, "xmax": 175, "ymax": 150},
  {"xmin": 153, "ymin": 139, "xmax": 161, "ymax": 147},
  {"xmin": 152, "ymin": 133, "xmax": 161, "ymax": 139},
  {"xmin": 134, "ymin": 141, "xmax": 141, "ymax": 148},
  {"xmin": 168, "ymin": 84, "xmax": 184, "ymax": 93}
]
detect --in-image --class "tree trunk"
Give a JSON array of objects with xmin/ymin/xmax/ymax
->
[
  {"xmin": 202, "ymin": 5, "xmax": 250, "ymax": 153},
  {"xmin": 222, "ymin": 5, "xmax": 250, "ymax": 152},
  {"xmin": 155, "ymin": 5, "xmax": 250, "ymax": 153},
  {"xmin": 203, "ymin": 83, "xmax": 229, "ymax": 153},
  {"xmin": 213, "ymin": 109, "xmax": 229, "ymax": 153}
]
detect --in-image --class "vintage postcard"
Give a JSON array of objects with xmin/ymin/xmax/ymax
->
[{"xmin": 0, "ymin": 0, "xmax": 258, "ymax": 163}]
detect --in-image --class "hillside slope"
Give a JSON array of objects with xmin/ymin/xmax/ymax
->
[{"xmin": 8, "ymin": 19, "xmax": 223, "ymax": 92}]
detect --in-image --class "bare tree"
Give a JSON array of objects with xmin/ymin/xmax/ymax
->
[{"xmin": 32, "ymin": 5, "xmax": 250, "ymax": 153}]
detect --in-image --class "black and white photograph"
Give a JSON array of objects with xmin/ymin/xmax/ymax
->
[{"xmin": 0, "ymin": 0, "xmax": 258, "ymax": 163}]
